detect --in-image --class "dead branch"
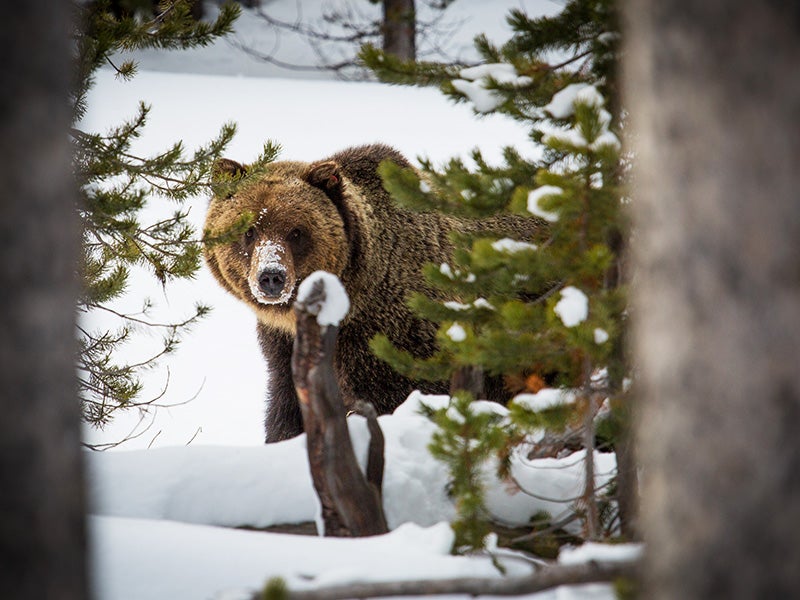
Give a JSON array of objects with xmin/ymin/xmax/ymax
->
[
  {"xmin": 352, "ymin": 400, "xmax": 385, "ymax": 495},
  {"xmin": 292, "ymin": 277, "xmax": 387, "ymax": 537},
  {"xmin": 258, "ymin": 558, "xmax": 639, "ymax": 599}
]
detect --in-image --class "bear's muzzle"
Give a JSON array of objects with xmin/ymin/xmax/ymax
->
[{"xmin": 249, "ymin": 239, "xmax": 295, "ymax": 305}]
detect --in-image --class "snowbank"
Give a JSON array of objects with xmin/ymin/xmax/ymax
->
[
  {"xmin": 87, "ymin": 392, "xmax": 621, "ymax": 599},
  {"xmin": 88, "ymin": 393, "xmax": 616, "ymax": 535},
  {"xmin": 89, "ymin": 517, "xmax": 531, "ymax": 600}
]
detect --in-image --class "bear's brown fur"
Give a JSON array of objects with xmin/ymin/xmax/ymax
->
[{"xmin": 204, "ymin": 144, "xmax": 544, "ymax": 442}]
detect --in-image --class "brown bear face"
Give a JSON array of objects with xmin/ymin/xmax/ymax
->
[{"xmin": 205, "ymin": 162, "xmax": 349, "ymax": 334}]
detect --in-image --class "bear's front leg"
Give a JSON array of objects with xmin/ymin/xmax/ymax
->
[{"xmin": 257, "ymin": 324, "xmax": 304, "ymax": 443}]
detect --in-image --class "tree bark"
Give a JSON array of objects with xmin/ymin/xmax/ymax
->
[
  {"xmin": 625, "ymin": 1, "xmax": 800, "ymax": 597},
  {"xmin": 292, "ymin": 278, "xmax": 388, "ymax": 537},
  {"xmin": 449, "ymin": 365, "xmax": 484, "ymax": 399},
  {"xmin": 382, "ymin": 0, "xmax": 416, "ymax": 61},
  {"xmin": 0, "ymin": 2, "xmax": 87, "ymax": 599},
  {"xmin": 612, "ymin": 392, "xmax": 639, "ymax": 540}
]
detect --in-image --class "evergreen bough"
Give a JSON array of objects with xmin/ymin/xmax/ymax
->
[
  {"xmin": 72, "ymin": 1, "xmax": 279, "ymax": 435},
  {"xmin": 363, "ymin": 0, "xmax": 631, "ymax": 551}
]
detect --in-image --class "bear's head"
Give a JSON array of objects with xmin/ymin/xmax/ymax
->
[{"xmin": 204, "ymin": 158, "xmax": 352, "ymax": 334}]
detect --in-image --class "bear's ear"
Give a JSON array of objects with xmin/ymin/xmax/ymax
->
[
  {"xmin": 211, "ymin": 158, "xmax": 247, "ymax": 183},
  {"xmin": 211, "ymin": 158, "xmax": 247, "ymax": 199},
  {"xmin": 305, "ymin": 161, "xmax": 343, "ymax": 194}
]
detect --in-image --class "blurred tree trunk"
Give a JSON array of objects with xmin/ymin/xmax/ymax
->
[
  {"xmin": 625, "ymin": 1, "xmax": 800, "ymax": 598},
  {"xmin": 382, "ymin": 0, "xmax": 416, "ymax": 61},
  {"xmin": 0, "ymin": 2, "xmax": 87, "ymax": 599}
]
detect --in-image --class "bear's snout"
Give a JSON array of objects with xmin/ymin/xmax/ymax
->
[
  {"xmin": 248, "ymin": 239, "xmax": 295, "ymax": 305},
  {"xmin": 258, "ymin": 268, "xmax": 286, "ymax": 297}
]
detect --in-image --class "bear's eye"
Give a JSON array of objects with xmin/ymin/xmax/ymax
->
[
  {"xmin": 287, "ymin": 227, "xmax": 310, "ymax": 255},
  {"xmin": 244, "ymin": 226, "xmax": 256, "ymax": 243}
]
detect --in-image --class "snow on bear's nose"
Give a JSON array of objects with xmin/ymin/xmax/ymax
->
[{"xmin": 248, "ymin": 239, "xmax": 295, "ymax": 305}]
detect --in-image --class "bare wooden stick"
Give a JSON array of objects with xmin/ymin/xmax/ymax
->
[
  {"xmin": 258, "ymin": 558, "xmax": 638, "ymax": 600},
  {"xmin": 352, "ymin": 400, "xmax": 385, "ymax": 496},
  {"xmin": 292, "ymin": 277, "xmax": 388, "ymax": 537}
]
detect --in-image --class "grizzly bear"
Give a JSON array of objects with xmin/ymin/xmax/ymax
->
[{"xmin": 204, "ymin": 144, "xmax": 543, "ymax": 443}]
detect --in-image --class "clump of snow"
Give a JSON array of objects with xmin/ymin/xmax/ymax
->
[
  {"xmin": 296, "ymin": 271, "xmax": 350, "ymax": 326},
  {"xmin": 559, "ymin": 541, "xmax": 643, "ymax": 566},
  {"xmin": 554, "ymin": 286, "xmax": 589, "ymax": 327},
  {"xmin": 527, "ymin": 185, "xmax": 563, "ymax": 222},
  {"xmin": 590, "ymin": 129, "xmax": 622, "ymax": 151},
  {"xmin": 441, "ymin": 298, "xmax": 496, "ymax": 312},
  {"xmin": 591, "ymin": 367, "xmax": 609, "ymax": 388},
  {"xmin": 473, "ymin": 297, "xmax": 495, "ymax": 310},
  {"xmin": 444, "ymin": 300, "xmax": 470, "ymax": 311},
  {"xmin": 539, "ymin": 84, "xmax": 621, "ymax": 152},
  {"xmin": 594, "ymin": 328, "xmax": 610, "ymax": 344},
  {"xmin": 472, "ymin": 399, "xmax": 511, "ymax": 418},
  {"xmin": 439, "ymin": 262, "xmax": 476, "ymax": 283},
  {"xmin": 541, "ymin": 126, "xmax": 588, "ymax": 148},
  {"xmin": 395, "ymin": 390, "xmax": 451, "ymax": 416},
  {"xmin": 491, "ymin": 237, "xmax": 538, "ymax": 253},
  {"xmin": 445, "ymin": 399, "xmax": 509, "ymax": 424},
  {"xmin": 451, "ymin": 63, "xmax": 531, "ymax": 114},
  {"xmin": 597, "ymin": 31, "xmax": 620, "ymax": 45},
  {"xmin": 574, "ymin": 85, "xmax": 606, "ymax": 110},
  {"xmin": 451, "ymin": 78, "xmax": 504, "ymax": 114},
  {"xmin": 445, "ymin": 404, "xmax": 466, "ymax": 424},
  {"xmin": 512, "ymin": 388, "xmax": 577, "ymax": 412},
  {"xmin": 446, "ymin": 322, "xmax": 467, "ymax": 342},
  {"xmin": 543, "ymin": 83, "xmax": 590, "ymax": 119}
]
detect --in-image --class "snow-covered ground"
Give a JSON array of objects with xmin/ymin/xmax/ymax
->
[
  {"xmin": 81, "ymin": 2, "xmax": 633, "ymax": 598},
  {"xmin": 87, "ymin": 393, "xmax": 626, "ymax": 600}
]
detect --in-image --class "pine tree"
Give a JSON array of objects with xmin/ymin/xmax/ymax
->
[
  {"xmin": 363, "ymin": 0, "xmax": 632, "ymax": 551},
  {"xmin": 72, "ymin": 0, "xmax": 278, "ymax": 434}
]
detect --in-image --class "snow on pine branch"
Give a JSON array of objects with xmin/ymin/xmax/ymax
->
[
  {"xmin": 451, "ymin": 63, "xmax": 532, "ymax": 114},
  {"xmin": 539, "ymin": 84, "xmax": 621, "ymax": 151}
]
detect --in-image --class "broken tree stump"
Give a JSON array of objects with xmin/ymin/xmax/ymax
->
[{"xmin": 291, "ymin": 272, "xmax": 388, "ymax": 537}]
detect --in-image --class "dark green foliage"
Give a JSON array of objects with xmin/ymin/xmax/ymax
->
[
  {"xmin": 72, "ymin": 1, "xmax": 278, "ymax": 432},
  {"xmin": 359, "ymin": 43, "xmax": 458, "ymax": 87},
  {"xmin": 363, "ymin": 0, "xmax": 621, "ymax": 124},
  {"xmin": 72, "ymin": 1, "xmax": 239, "ymax": 121},
  {"xmin": 261, "ymin": 577, "xmax": 288, "ymax": 600},
  {"xmin": 365, "ymin": 0, "xmax": 630, "ymax": 553},
  {"xmin": 425, "ymin": 393, "xmax": 506, "ymax": 550}
]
